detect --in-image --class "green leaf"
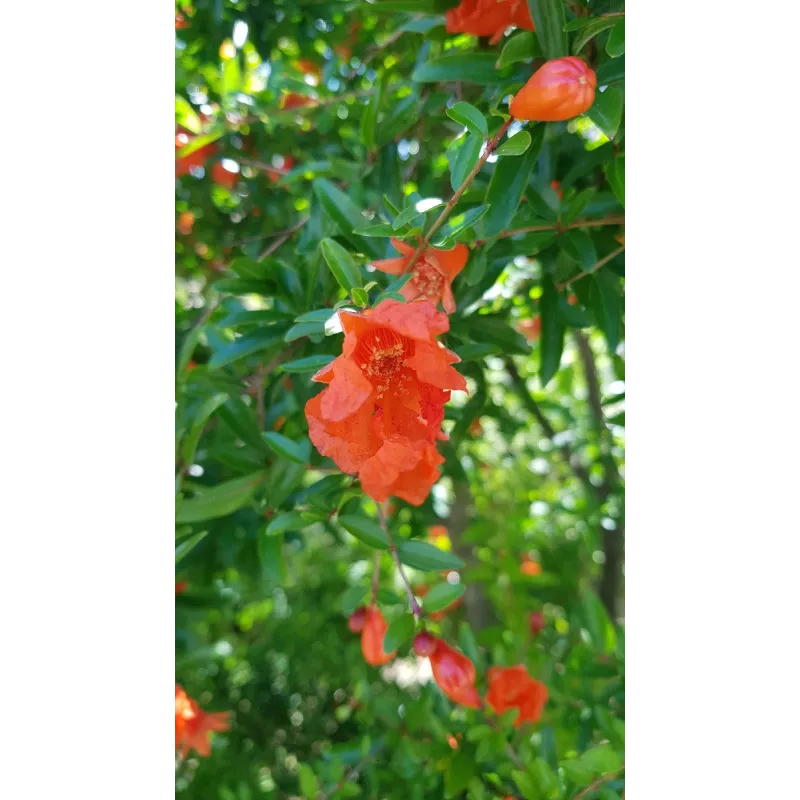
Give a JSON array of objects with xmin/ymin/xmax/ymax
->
[
  {"xmin": 341, "ymin": 585, "xmax": 368, "ymax": 615},
  {"xmin": 176, "ymin": 471, "xmax": 267, "ymax": 523},
  {"xmin": 392, "ymin": 203, "xmax": 427, "ymax": 230},
  {"xmin": 312, "ymin": 179, "xmax": 383, "ymax": 259},
  {"xmin": 589, "ymin": 270, "xmax": 622, "ymax": 352},
  {"xmin": 175, "ymin": 96, "xmax": 201, "ymax": 134},
  {"xmin": 497, "ymin": 31, "xmax": 540, "ymax": 68},
  {"xmin": 221, "ymin": 54, "xmax": 242, "ymax": 97},
  {"xmin": 454, "ymin": 342, "xmax": 500, "ymax": 361},
  {"xmin": 338, "ymin": 514, "xmax": 391, "ymax": 549},
  {"xmin": 531, "ymin": 758, "xmax": 559, "ymax": 796},
  {"xmin": 560, "ymin": 230, "xmax": 597, "ymax": 270},
  {"xmin": 181, "ymin": 393, "xmax": 229, "ymax": 465},
  {"xmin": 445, "ymin": 751, "xmax": 475, "ymax": 798},
  {"xmin": 582, "ymin": 588, "xmax": 616, "ymax": 654},
  {"xmin": 260, "ymin": 531, "xmax": 287, "ymax": 586},
  {"xmin": 571, "ymin": 17, "xmax": 619, "ymax": 54},
  {"xmin": 298, "ymin": 764, "xmax": 319, "ymax": 799},
  {"xmin": 368, "ymin": 0, "xmax": 442, "ymax": 11},
  {"xmin": 354, "ymin": 222, "xmax": 395, "ymax": 237},
  {"xmin": 562, "ymin": 760, "xmax": 595, "ymax": 787},
  {"xmin": 586, "ymin": 87, "xmax": 623, "ymax": 140},
  {"xmin": 463, "ymin": 249, "xmax": 488, "ymax": 286},
  {"xmin": 579, "ymin": 743, "xmax": 622, "ymax": 775},
  {"xmin": 495, "ymin": 129, "xmax": 532, "ymax": 156},
  {"xmin": 208, "ymin": 326, "xmax": 288, "ymax": 370},
  {"xmin": 217, "ymin": 396, "xmax": 270, "ymax": 454},
  {"xmin": 446, "ymin": 102, "xmax": 487, "ymax": 137},
  {"xmin": 448, "ymin": 132, "xmax": 483, "ymax": 192},
  {"xmin": 605, "ymin": 155, "xmax": 624, "ymax": 207},
  {"xmin": 481, "ymin": 124, "xmax": 543, "ymax": 238},
  {"xmin": 539, "ymin": 275, "xmax": 565, "ymax": 386},
  {"xmin": 352, "ymin": 287, "xmax": 369, "ymax": 307},
  {"xmin": 436, "ymin": 204, "xmax": 490, "ymax": 241},
  {"xmin": 606, "ymin": 19, "xmax": 625, "ymax": 57},
  {"xmin": 176, "ymin": 126, "xmax": 224, "ymax": 158},
  {"xmin": 376, "ymin": 95, "xmax": 419, "ymax": 146},
  {"xmin": 511, "ymin": 770, "xmax": 538, "ymax": 800},
  {"xmin": 528, "ymin": 0, "xmax": 568, "ymax": 60},
  {"xmin": 320, "ymin": 238, "xmax": 363, "ymax": 291},
  {"xmin": 596, "ymin": 54, "xmax": 625, "ymax": 85},
  {"xmin": 175, "ymin": 530, "xmax": 208, "ymax": 564},
  {"xmin": 285, "ymin": 320, "xmax": 326, "ymax": 342},
  {"xmin": 383, "ymin": 615, "xmax": 415, "ymax": 652},
  {"xmin": 263, "ymin": 432, "xmax": 311, "ymax": 464},
  {"xmin": 266, "ymin": 511, "xmax": 308, "ymax": 535},
  {"xmin": 396, "ymin": 540, "xmax": 464, "ymax": 571},
  {"xmin": 360, "ymin": 74, "xmax": 383, "ymax": 151},
  {"xmin": 413, "ymin": 54, "xmax": 512, "ymax": 85},
  {"xmin": 294, "ymin": 309, "xmax": 335, "ymax": 324},
  {"xmin": 422, "ymin": 582, "xmax": 465, "ymax": 612},
  {"xmin": 281, "ymin": 354, "xmax": 336, "ymax": 373}
]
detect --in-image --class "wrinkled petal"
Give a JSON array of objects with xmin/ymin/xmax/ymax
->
[
  {"xmin": 405, "ymin": 341, "xmax": 468, "ymax": 392},
  {"xmin": 369, "ymin": 299, "xmax": 450, "ymax": 340},
  {"xmin": 372, "ymin": 257, "xmax": 408, "ymax": 276},
  {"xmin": 400, "ymin": 281, "xmax": 423, "ymax": 303},
  {"xmin": 441, "ymin": 281, "xmax": 457, "ymax": 314},
  {"xmin": 320, "ymin": 358, "xmax": 374, "ymax": 422},
  {"xmin": 435, "ymin": 243, "xmax": 469, "ymax": 280},
  {"xmin": 390, "ymin": 237, "xmax": 417, "ymax": 256}
]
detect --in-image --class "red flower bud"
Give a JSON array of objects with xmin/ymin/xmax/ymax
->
[
  {"xmin": 413, "ymin": 631, "xmax": 437, "ymax": 657},
  {"xmin": 529, "ymin": 611, "xmax": 545, "ymax": 636},
  {"xmin": 360, "ymin": 607, "xmax": 396, "ymax": 666},
  {"xmin": 348, "ymin": 606, "xmax": 367, "ymax": 633},
  {"xmin": 427, "ymin": 637, "xmax": 481, "ymax": 709},
  {"xmin": 511, "ymin": 57, "xmax": 597, "ymax": 122}
]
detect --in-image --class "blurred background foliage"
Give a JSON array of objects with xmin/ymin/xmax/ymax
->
[{"xmin": 176, "ymin": 0, "xmax": 625, "ymax": 797}]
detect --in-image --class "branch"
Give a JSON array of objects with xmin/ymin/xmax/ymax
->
[
  {"xmin": 503, "ymin": 357, "xmax": 595, "ymax": 494},
  {"xmin": 378, "ymin": 502, "xmax": 422, "ymax": 617},
  {"xmin": 475, "ymin": 215, "xmax": 624, "ymax": 245},
  {"xmin": 573, "ymin": 763, "xmax": 625, "ymax": 800},
  {"xmin": 405, "ymin": 118, "xmax": 514, "ymax": 271},
  {"xmin": 556, "ymin": 244, "xmax": 625, "ymax": 291},
  {"xmin": 257, "ymin": 217, "xmax": 309, "ymax": 262},
  {"xmin": 371, "ymin": 550, "xmax": 381, "ymax": 603},
  {"xmin": 573, "ymin": 332, "xmax": 624, "ymax": 618}
]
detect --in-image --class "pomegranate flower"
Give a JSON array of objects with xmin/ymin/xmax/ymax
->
[
  {"xmin": 372, "ymin": 239, "xmax": 469, "ymax": 314},
  {"xmin": 305, "ymin": 300, "xmax": 466, "ymax": 503},
  {"xmin": 486, "ymin": 665, "xmax": 548, "ymax": 727},
  {"xmin": 175, "ymin": 685, "xmax": 231, "ymax": 757},
  {"xmin": 415, "ymin": 634, "xmax": 481, "ymax": 709}
]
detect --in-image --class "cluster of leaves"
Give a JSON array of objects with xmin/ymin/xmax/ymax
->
[{"xmin": 176, "ymin": 0, "xmax": 624, "ymax": 797}]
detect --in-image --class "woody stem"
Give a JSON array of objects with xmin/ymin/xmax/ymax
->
[
  {"xmin": 378, "ymin": 502, "xmax": 422, "ymax": 618},
  {"xmin": 405, "ymin": 117, "xmax": 514, "ymax": 272}
]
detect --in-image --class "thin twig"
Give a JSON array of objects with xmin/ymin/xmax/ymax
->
[
  {"xmin": 257, "ymin": 217, "xmax": 308, "ymax": 262},
  {"xmin": 363, "ymin": 18, "xmax": 420, "ymax": 66},
  {"xmin": 556, "ymin": 244, "xmax": 625, "ymax": 291},
  {"xmin": 572, "ymin": 763, "xmax": 625, "ymax": 800},
  {"xmin": 378, "ymin": 502, "xmax": 422, "ymax": 617},
  {"xmin": 476, "ymin": 215, "xmax": 625, "ymax": 245},
  {"xmin": 405, "ymin": 118, "xmax": 514, "ymax": 272},
  {"xmin": 319, "ymin": 746, "xmax": 384, "ymax": 800},
  {"xmin": 371, "ymin": 550, "xmax": 381, "ymax": 603}
]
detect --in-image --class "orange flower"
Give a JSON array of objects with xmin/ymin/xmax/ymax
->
[
  {"xmin": 550, "ymin": 180, "xmax": 564, "ymax": 200},
  {"xmin": 305, "ymin": 300, "xmax": 466, "ymax": 502},
  {"xmin": 175, "ymin": 685, "xmax": 231, "ymax": 757},
  {"xmin": 175, "ymin": 12, "xmax": 189, "ymax": 29},
  {"xmin": 567, "ymin": 293, "xmax": 578, "ymax": 306},
  {"xmin": 486, "ymin": 665, "xmax": 548, "ymax": 727},
  {"xmin": 348, "ymin": 606, "xmax": 367, "ymax": 633},
  {"xmin": 175, "ymin": 580, "xmax": 188, "ymax": 594},
  {"xmin": 177, "ymin": 211, "xmax": 194, "ymax": 236},
  {"xmin": 175, "ymin": 128, "xmax": 217, "ymax": 177},
  {"xmin": 446, "ymin": 0, "xmax": 535, "ymax": 46},
  {"xmin": 423, "ymin": 636, "xmax": 481, "ymax": 709},
  {"xmin": 372, "ymin": 239, "xmax": 468, "ymax": 314},
  {"xmin": 468, "ymin": 417, "xmax": 483, "ymax": 437},
  {"xmin": 518, "ymin": 317, "xmax": 541, "ymax": 342},
  {"xmin": 280, "ymin": 92, "xmax": 315, "ymax": 110},
  {"xmin": 266, "ymin": 155, "xmax": 296, "ymax": 184},
  {"xmin": 520, "ymin": 555, "xmax": 542, "ymax": 577},
  {"xmin": 295, "ymin": 58, "xmax": 321, "ymax": 79},
  {"xmin": 511, "ymin": 57, "xmax": 597, "ymax": 122},
  {"xmin": 210, "ymin": 160, "xmax": 238, "ymax": 190},
  {"xmin": 361, "ymin": 606, "xmax": 396, "ymax": 666}
]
